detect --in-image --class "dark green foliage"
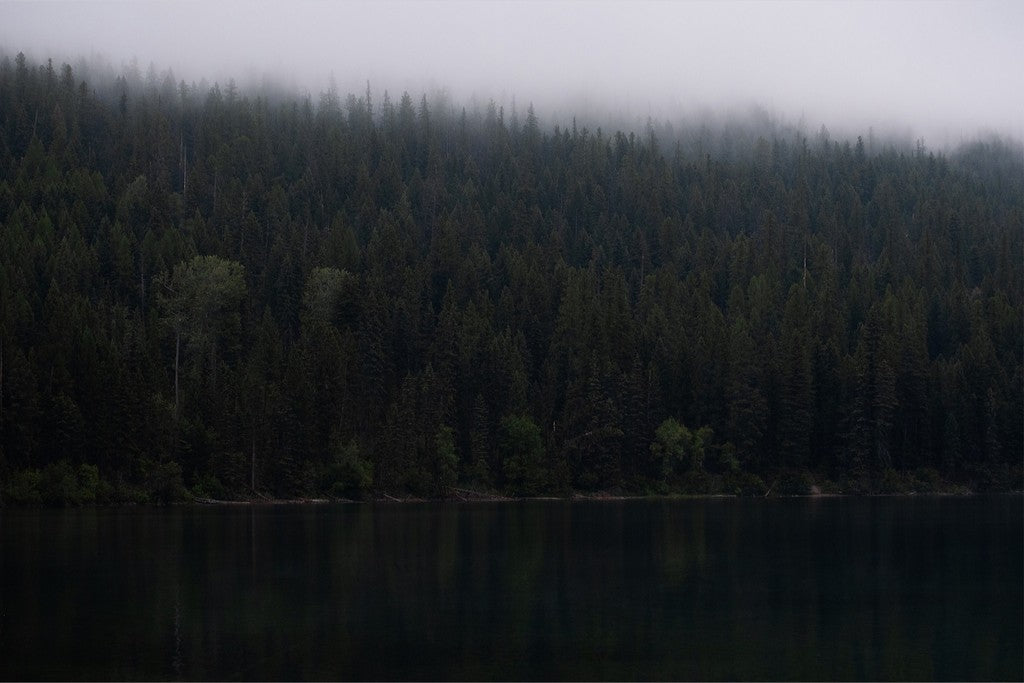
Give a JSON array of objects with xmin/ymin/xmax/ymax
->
[
  {"xmin": 499, "ymin": 414, "xmax": 548, "ymax": 496},
  {"xmin": 140, "ymin": 458, "xmax": 187, "ymax": 505},
  {"xmin": 6, "ymin": 460, "xmax": 116, "ymax": 506},
  {"xmin": 770, "ymin": 468, "xmax": 815, "ymax": 496},
  {"xmin": 722, "ymin": 469, "xmax": 768, "ymax": 497},
  {"xmin": 3, "ymin": 468, "xmax": 42, "ymax": 504},
  {"xmin": 433, "ymin": 425, "xmax": 458, "ymax": 497},
  {"xmin": 651, "ymin": 418, "xmax": 713, "ymax": 482},
  {"xmin": 0, "ymin": 53, "xmax": 1021, "ymax": 502},
  {"xmin": 325, "ymin": 437, "xmax": 373, "ymax": 500},
  {"xmin": 191, "ymin": 472, "xmax": 226, "ymax": 500}
]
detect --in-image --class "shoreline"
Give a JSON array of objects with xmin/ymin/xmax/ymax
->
[
  {"xmin": 187, "ymin": 488, "xmax": 1012, "ymax": 506},
  {"xmin": 3, "ymin": 489, "xmax": 1014, "ymax": 509},
  {"xmin": 8, "ymin": 483, "xmax": 1018, "ymax": 509}
]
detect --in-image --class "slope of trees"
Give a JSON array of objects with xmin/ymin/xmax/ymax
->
[{"xmin": 1, "ymin": 54, "xmax": 1021, "ymax": 503}]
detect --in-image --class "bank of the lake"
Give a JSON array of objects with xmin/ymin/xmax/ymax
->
[
  {"xmin": 192, "ymin": 488, "xmax": 985, "ymax": 507},
  {"xmin": 6, "ymin": 457, "xmax": 1009, "ymax": 508}
]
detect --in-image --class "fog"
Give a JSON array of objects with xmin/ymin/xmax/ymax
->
[{"xmin": 2, "ymin": 0, "xmax": 1021, "ymax": 146}]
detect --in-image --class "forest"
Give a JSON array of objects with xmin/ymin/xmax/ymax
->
[{"xmin": 0, "ymin": 54, "xmax": 1021, "ymax": 504}]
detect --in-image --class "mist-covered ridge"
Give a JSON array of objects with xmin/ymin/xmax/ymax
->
[
  {"xmin": 3, "ymin": 48, "xmax": 1021, "ymax": 162},
  {"xmin": 3, "ymin": 0, "xmax": 1022, "ymax": 148}
]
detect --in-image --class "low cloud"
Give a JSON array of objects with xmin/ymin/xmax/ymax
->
[{"xmin": 1, "ymin": 0, "xmax": 1021, "ymax": 146}]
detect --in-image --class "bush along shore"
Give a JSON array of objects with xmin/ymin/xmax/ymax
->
[{"xmin": 1, "ymin": 457, "xmax": 987, "ymax": 507}]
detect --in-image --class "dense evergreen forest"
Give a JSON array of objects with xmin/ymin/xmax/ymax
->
[{"xmin": 1, "ymin": 54, "xmax": 1021, "ymax": 504}]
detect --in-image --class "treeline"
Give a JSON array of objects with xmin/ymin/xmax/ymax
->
[{"xmin": 0, "ymin": 54, "xmax": 1021, "ymax": 504}]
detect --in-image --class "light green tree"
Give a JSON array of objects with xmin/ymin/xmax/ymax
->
[
  {"xmin": 157, "ymin": 255, "xmax": 246, "ymax": 419},
  {"xmin": 651, "ymin": 418, "xmax": 712, "ymax": 480},
  {"xmin": 434, "ymin": 425, "xmax": 458, "ymax": 496},
  {"xmin": 499, "ymin": 414, "xmax": 548, "ymax": 497}
]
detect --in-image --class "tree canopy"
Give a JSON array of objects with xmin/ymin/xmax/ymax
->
[{"xmin": 0, "ymin": 54, "xmax": 1021, "ymax": 503}]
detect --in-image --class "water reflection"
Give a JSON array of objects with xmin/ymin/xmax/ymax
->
[{"xmin": 1, "ymin": 497, "xmax": 1020, "ymax": 680}]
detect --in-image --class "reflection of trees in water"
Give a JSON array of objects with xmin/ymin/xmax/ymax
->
[{"xmin": 1, "ymin": 500, "xmax": 1019, "ymax": 679}]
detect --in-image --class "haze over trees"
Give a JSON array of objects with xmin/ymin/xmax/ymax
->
[{"xmin": 0, "ymin": 55, "xmax": 1021, "ymax": 504}]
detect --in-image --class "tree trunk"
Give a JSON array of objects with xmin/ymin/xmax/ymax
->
[
  {"xmin": 0, "ymin": 338, "xmax": 4, "ymax": 426},
  {"xmin": 174, "ymin": 329, "xmax": 180, "ymax": 421},
  {"xmin": 181, "ymin": 134, "xmax": 187, "ymax": 197}
]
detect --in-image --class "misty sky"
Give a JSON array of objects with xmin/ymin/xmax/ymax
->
[{"xmin": 1, "ymin": 0, "xmax": 1021, "ymax": 145}]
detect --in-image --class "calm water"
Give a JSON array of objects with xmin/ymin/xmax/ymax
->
[{"xmin": 1, "ymin": 496, "xmax": 1021, "ymax": 680}]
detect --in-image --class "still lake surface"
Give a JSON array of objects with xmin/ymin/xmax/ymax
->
[{"xmin": 1, "ymin": 496, "xmax": 1021, "ymax": 680}]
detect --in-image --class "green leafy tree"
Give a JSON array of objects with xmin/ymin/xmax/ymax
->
[
  {"xmin": 326, "ymin": 436, "xmax": 373, "ymax": 499},
  {"xmin": 157, "ymin": 255, "xmax": 246, "ymax": 420},
  {"xmin": 434, "ymin": 425, "xmax": 458, "ymax": 496},
  {"xmin": 651, "ymin": 418, "xmax": 712, "ymax": 481},
  {"xmin": 499, "ymin": 414, "xmax": 548, "ymax": 497}
]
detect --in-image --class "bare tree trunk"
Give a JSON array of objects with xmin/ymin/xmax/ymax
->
[
  {"xmin": 174, "ymin": 329, "xmax": 180, "ymax": 421},
  {"xmin": 181, "ymin": 135, "xmax": 187, "ymax": 198},
  {"xmin": 0, "ymin": 338, "xmax": 4, "ymax": 426},
  {"xmin": 803, "ymin": 243, "xmax": 808, "ymax": 288}
]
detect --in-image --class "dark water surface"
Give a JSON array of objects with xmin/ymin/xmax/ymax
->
[{"xmin": 1, "ymin": 496, "xmax": 1021, "ymax": 680}]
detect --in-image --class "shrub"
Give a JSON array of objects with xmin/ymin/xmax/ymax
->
[
  {"xmin": 114, "ymin": 479, "xmax": 151, "ymax": 505},
  {"xmin": 677, "ymin": 470, "xmax": 715, "ymax": 495},
  {"xmin": 879, "ymin": 468, "xmax": 911, "ymax": 494},
  {"xmin": 499, "ymin": 414, "xmax": 548, "ymax": 497},
  {"xmin": 651, "ymin": 418, "xmax": 713, "ymax": 480},
  {"xmin": 75, "ymin": 463, "xmax": 113, "ymax": 504},
  {"xmin": 4, "ymin": 469, "xmax": 42, "ymax": 504},
  {"xmin": 841, "ymin": 474, "xmax": 873, "ymax": 495},
  {"xmin": 723, "ymin": 470, "xmax": 768, "ymax": 497},
  {"xmin": 326, "ymin": 438, "xmax": 373, "ymax": 499},
  {"xmin": 773, "ymin": 469, "xmax": 814, "ymax": 496},
  {"xmin": 911, "ymin": 467, "xmax": 942, "ymax": 493},
  {"xmin": 972, "ymin": 462, "xmax": 1012, "ymax": 492},
  {"xmin": 191, "ymin": 473, "xmax": 226, "ymax": 500},
  {"xmin": 39, "ymin": 460, "xmax": 83, "ymax": 505},
  {"xmin": 433, "ymin": 425, "xmax": 458, "ymax": 497},
  {"xmin": 142, "ymin": 458, "xmax": 186, "ymax": 504}
]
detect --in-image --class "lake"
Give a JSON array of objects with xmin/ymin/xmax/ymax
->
[{"xmin": 1, "ymin": 496, "xmax": 1021, "ymax": 680}]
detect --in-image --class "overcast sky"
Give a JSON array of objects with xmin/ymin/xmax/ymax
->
[{"xmin": 1, "ymin": 0, "xmax": 1021, "ymax": 145}]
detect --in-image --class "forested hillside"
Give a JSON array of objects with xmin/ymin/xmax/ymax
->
[{"xmin": 1, "ymin": 55, "xmax": 1021, "ymax": 503}]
